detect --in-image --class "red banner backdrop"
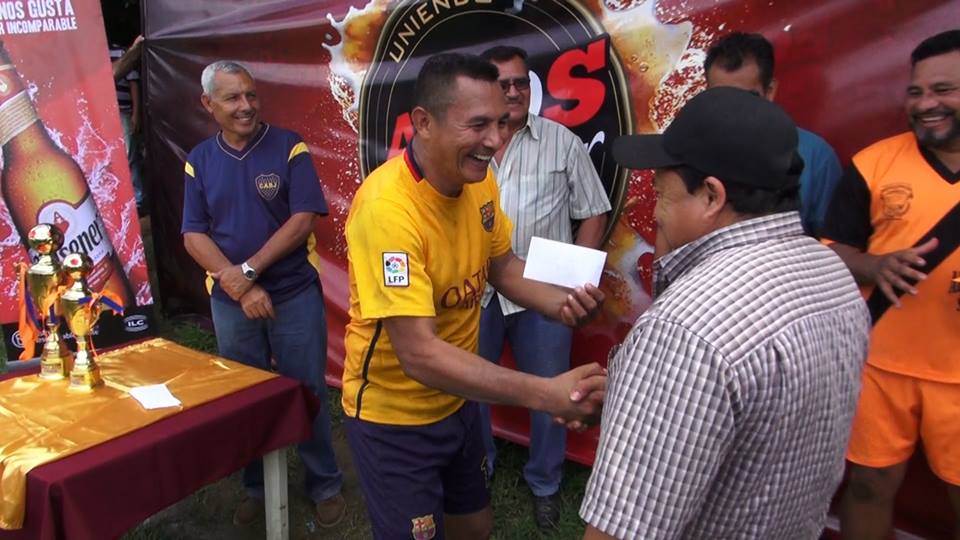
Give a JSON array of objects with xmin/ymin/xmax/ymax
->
[
  {"xmin": 143, "ymin": 1, "xmax": 955, "ymax": 536},
  {"xmin": 0, "ymin": 0, "xmax": 156, "ymax": 359}
]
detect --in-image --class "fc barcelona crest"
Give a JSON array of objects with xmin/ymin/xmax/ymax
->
[
  {"xmin": 411, "ymin": 514, "xmax": 436, "ymax": 540},
  {"xmin": 255, "ymin": 173, "xmax": 280, "ymax": 201},
  {"xmin": 480, "ymin": 201, "xmax": 494, "ymax": 232}
]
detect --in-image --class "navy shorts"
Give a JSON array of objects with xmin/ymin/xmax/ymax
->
[{"xmin": 345, "ymin": 401, "xmax": 491, "ymax": 540}]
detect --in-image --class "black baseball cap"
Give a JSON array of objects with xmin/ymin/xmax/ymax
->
[{"xmin": 612, "ymin": 86, "xmax": 802, "ymax": 190}]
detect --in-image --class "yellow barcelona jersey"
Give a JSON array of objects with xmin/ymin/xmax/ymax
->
[{"xmin": 342, "ymin": 149, "xmax": 513, "ymax": 425}]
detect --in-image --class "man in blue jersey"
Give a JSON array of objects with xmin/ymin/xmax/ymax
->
[
  {"xmin": 704, "ymin": 32, "xmax": 842, "ymax": 237},
  {"xmin": 181, "ymin": 60, "xmax": 345, "ymax": 528}
]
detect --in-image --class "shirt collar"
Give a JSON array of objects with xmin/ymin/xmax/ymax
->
[
  {"xmin": 403, "ymin": 141, "xmax": 425, "ymax": 182},
  {"xmin": 522, "ymin": 113, "xmax": 541, "ymax": 141},
  {"xmin": 653, "ymin": 212, "xmax": 805, "ymax": 297},
  {"xmin": 216, "ymin": 122, "xmax": 269, "ymax": 161}
]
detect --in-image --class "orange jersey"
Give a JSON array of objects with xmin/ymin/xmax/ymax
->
[{"xmin": 822, "ymin": 132, "xmax": 960, "ymax": 382}]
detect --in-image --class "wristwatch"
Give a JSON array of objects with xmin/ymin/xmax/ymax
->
[{"xmin": 241, "ymin": 261, "xmax": 258, "ymax": 281}]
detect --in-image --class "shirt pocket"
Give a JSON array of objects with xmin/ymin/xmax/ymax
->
[{"xmin": 515, "ymin": 167, "xmax": 567, "ymax": 216}]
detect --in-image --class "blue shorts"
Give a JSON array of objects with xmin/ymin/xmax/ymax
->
[{"xmin": 345, "ymin": 401, "xmax": 490, "ymax": 540}]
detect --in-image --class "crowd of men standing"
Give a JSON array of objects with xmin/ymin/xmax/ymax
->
[{"xmin": 177, "ymin": 22, "xmax": 960, "ymax": 540}]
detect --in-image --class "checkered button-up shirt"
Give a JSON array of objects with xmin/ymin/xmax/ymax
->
[{"xmin": 581, "ymin": 212, "xmax": 870, "ymax": 539}]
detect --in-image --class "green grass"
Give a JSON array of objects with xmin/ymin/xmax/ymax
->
[
  {"xmin": 489, "ymin": 441, "xmax": 590, "ymax": 539},
  {"xmin": 160, "ymin": 318, "xmax": 217, "ymax": 354}
]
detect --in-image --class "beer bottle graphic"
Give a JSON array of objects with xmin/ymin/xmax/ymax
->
[{"xmin": 0, "ymin": 43, "xmax": 135, "ymax": 307}]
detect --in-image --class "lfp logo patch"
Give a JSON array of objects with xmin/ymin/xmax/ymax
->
[
  {"xmin": 255, "ymin": 173, "xmax": 280, "ymax": 201},
  {"xmin": 383, "ymin": 252, "xmax": 409, "ymax": 287}
]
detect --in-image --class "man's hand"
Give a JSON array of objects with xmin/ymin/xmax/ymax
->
[
  {"xmin": 555, "ymin": 368, "xmax": 607, "ymax": 431},
  {"xmin": 866, "ymin": 237, "xmax": 938, "ymax": 307},
  {"xmin": 213, "ymin": 264, "xmax": 254, "ymax": 301},
  {"xmin": 239, "ymin": 285, "xmax": 274, "ymax": 320},
  {"xmin": 559, "ymin": 284, "xmax": 605, "ymax": 327},
  {"xmin": 542, "ymin": 363, "xmax": 607, "ymax": 431}
]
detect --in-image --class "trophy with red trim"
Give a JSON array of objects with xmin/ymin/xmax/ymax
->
[
  {"xmin": 20, "ymin": 223, "xmax": 72, "ymax": 379},
  {"xmin": 60, "ymin": 252, "xmax": 103, "ymax": 391}
]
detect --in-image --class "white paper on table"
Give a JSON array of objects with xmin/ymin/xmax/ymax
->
[
  {"xmin": 522, "ymin": 236, "xmax": 607, "ymax": 289},
  {"xmin": 128, "ymin": 384, "xmax": 182, "ymax": 410}
]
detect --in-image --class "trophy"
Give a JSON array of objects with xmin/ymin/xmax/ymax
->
[
  {"xmin": 59, "ymin": 252, "xmax": 104, "ymax": 392},
  {"xmin": 24, "ymin": 223, "xmax": 72, "ymax": 380}
]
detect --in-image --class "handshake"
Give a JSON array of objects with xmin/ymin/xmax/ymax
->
[{"xmin": 542, "ymin": 362, "xmax": 607, "ymax": 432}]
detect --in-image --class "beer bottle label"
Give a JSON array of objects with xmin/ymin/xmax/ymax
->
[
  {"xmin": 0, "ymin": 64, "xmax": 37, "ymax": 146},
  {"xmin": 34, "ymin": 193, "xmax": 116, "ymax": 291}
]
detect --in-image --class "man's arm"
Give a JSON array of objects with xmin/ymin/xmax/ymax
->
[
  {"xmin": 565, "ymin": 129, "xmax": 611, "ymax": 249},
  {"xmin": 806, "ymin": 139, "xmax": 842, "ymax": 237},
  {"xmin": 828, "ymin": 239, "xmax": 938, "ymax": 307},
  {"xmin": 574, "ymin": 213, "xmax": 608, "ymax": 249},
  {"xmin": 487, "ymin": 249, "xmax": 603, "ymax": 326},
  {"xmin": 385, "ymin": 316, "xmax": 604, "ymax": 424},
  {"xmin": 580, "ymin": 318, "xmax": 733, "ymax": 539},
  {"xmin": 213, "ymin": 212, "xmax": 318, "ymax": 301},
  {"xmin": 183, "ymin": 231, "xmax": 233, "ymax": 275},
  {"xmin": 818, "ymin": 161, "xmax": 934, "ymax": 307},
  {"xmin": 129, "ymin": 79, "xmax": 141, "ymax": 134},
  {"xmin": 583, "ymin": 526, "xmax": 617, "ymax": 540},
  {"xmin": 183, "ymin": 233, "xmax": 275, "ymax": 319},
  {"xmin": 112, "ymin": 35, "xmax": 143, "ymax": 82}
]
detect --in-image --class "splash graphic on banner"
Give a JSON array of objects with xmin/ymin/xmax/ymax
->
[{"xmin": 323, "ymin": 0, "xmax": 718, "ymax": 330}]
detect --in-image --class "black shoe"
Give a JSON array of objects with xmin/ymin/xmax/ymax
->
[{"xmin": 533, "ymin": 493, "xmax": 560, "ymax": 530}]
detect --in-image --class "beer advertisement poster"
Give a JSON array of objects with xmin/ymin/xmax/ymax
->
[{"xmin": 0, "ymin": 0, "xmax": 155, "ymax": 360}]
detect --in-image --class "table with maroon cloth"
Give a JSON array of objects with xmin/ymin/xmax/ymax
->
[{"xmin": 0, "ymin": 368, "xmax": 320, "ymax": 540}]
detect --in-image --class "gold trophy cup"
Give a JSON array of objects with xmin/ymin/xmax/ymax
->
[
  {"xmin": 60, "ymin": 252, "xmax": 104, "ymax": 391},
  {"xmin": 25, "ymin": 223, "xmax": 72, "ymax": 380}
]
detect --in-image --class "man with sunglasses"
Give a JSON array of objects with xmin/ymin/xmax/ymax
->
[{"xmin": 477, "ymin": 45, "xmax": 610, "ymax": 529}]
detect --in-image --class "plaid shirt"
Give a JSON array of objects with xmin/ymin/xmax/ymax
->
[{"xmin": 581, "ymin": 212, "xmax": 870, "ymax": 539}]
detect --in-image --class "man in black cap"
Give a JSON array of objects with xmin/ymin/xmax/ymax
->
[{"xmin": 578, "ymin": 87, "xmax": 871, "ymax": 539}]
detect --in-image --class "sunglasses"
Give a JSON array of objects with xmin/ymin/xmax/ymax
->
[{"xmin": 498, "ymin": 77, "xmax": 531, "ymax": 92}]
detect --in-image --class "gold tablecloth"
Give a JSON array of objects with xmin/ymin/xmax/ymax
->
[{"xmin": 0, "ymin": 338, "xmax": 276, "ymax": 529}]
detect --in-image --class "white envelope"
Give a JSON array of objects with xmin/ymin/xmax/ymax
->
[
  {"xmin": 129, "ymin": 384, "xmax": 182, "ymax": 410},
  {"xmin": 522, "ymin": 236, "xmax": 606, "ymax": 289}
]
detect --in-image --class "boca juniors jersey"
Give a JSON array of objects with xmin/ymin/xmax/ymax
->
[{"xmin": 182, "ymin": 123, "xmax": 329, "ymax": 304}]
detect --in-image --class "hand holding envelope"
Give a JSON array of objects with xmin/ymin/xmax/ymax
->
[
  {"xmin": 520, "ymin": 236, "xmax": 610, "ymax": 429},
  {"xmin": 522, "ymin": 236, "xmax": 607, "ymax": 327}
]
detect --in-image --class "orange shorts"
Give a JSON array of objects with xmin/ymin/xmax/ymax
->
[{"xmin": 847, "ymin": 364, "xmax": 960, "ymax": 485}]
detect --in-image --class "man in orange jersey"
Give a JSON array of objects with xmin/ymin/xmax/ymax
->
[
  {"xmin": 823, "ymin": 30, "xmax": 960, "ymax": 539},
  {"xmin": 343, "ymin": 53, "xmax": 606, "ymax": 540}
]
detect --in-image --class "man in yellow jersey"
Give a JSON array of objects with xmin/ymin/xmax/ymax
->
[
  {"xmin": 823, "ymin": 30, "xmax": 960, "ymax": 539},
  {"xmin": 343, "ymin": 53, "xmax": 606, "ymax": 539}
]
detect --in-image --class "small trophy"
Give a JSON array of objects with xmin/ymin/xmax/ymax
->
[
  {"xmin": 24, "ymin": 224, "xmax": 72, "ymax": 380},
  {"xmin": 59, "ymin": 252, "xmax": 104, "ymax": 392}
]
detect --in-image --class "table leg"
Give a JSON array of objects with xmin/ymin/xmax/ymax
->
[{"xmin": 264, "ymin": 447, "xmax": 289, "ymax": 540}]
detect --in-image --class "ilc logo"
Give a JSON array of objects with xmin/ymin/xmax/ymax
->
[
  {"xmin": 357, "ymin": 0, "xmax": 633, "ymax": 218},
  {"xmin": 123, "ymin": 314, "xmax": 150, "ymax": 332}
]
